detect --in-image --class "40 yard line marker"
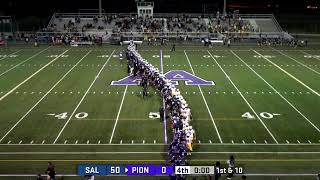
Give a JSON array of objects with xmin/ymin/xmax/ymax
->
[
  {"xmin": 0, "ymin": 48, "xmax": 69, "ymax": 102},
  {"xmin": 53, "ymin": 50, "xmax": 115, "ymax": 144},
  {"xmin": 208, "ymin": 50, "xmax": 279, "ymax": 144},
  {"xmin": 0, "ymin": 50, "xmax": 92, "ymax": 143}
]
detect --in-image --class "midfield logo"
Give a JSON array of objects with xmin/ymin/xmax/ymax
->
[{"xmin": 111, "ymin": 70, "xmax": 215, "ymax": 86}]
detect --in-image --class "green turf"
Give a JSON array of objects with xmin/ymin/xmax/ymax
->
[{"xmin": 0, "ymin": 44, "xmax": 319, "ymax": 179}]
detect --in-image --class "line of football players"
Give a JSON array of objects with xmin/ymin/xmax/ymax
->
[{"xmin": 126, "ymin": 42, "xmax": 195, "ymax": 173}]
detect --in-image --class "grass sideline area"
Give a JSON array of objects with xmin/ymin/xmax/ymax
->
[{"xmin": 0, "ymin": 44, "xmax": 319, "ymax": 179}]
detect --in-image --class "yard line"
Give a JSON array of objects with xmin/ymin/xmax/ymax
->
[
  {"xmin": 160, "ymin": 49, "xmax": 168, "ymax": 144},
  {"xmin": 184, "ymin": 50, "xmax": 223, "ymax": 143},
  {"xmin": 109, "ymin": 85, "xmax": 128, "ymax": 144},
  {"xmin": 0, "ymin": 47, "xmax": 51, "ymax": 77},
  {"xmin": 53, "ymin": 50, "xmax": 115, "ymax": 144},
  {"xmin": 0, "ymin": 49, "xmax": 70, "ymax": 102},
  {"xmin": 0, "ymin": 50, "xmax": 22, "ymax": 61},
  {"xmin": 252, "ymin": 50, "xmax": 320, "ymax": 97},
  {"xmin": 0, "ymin": 50, "xmax": 92, "ymax": 143},
  {"xmin": 300, "ymin": 50, "xmax": 320, "ymax": 62},
  {"xmin": 207, "ymin": 50, "xmax": 279, "ymax": 144},
  {"xmin": 231, "ymin": 50, "xmax": 320, "ymax": 133},
  {"xmin": 0, "ymin": 151, "xmax": 319, "ymax": 155},
  {"xmin": 271, "ymin": 48, "xmax": 320, "ymax": 75}
]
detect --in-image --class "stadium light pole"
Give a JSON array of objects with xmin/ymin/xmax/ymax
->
[
  {"xmin": 223, "ymin": 0, "xmax": 227, "ymax": 16},
  {"xmin": 99, "ymin": 0, "xmax": 102, "ymax": 17}
]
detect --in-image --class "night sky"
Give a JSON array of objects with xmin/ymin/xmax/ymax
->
[{"xmin": 0, "ymin": 0, "xmax": 319, "ymax": 18}]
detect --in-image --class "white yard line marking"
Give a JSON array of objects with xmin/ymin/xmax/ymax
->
[
  {"xmin": 252, "ymin": 50, "xmax": 320, "ymax": 97},
  {"xmin": 184, "ymin": 50, "xmax": 223, "ymax": 143},
  {"xmin": 0, "ymin": 49, "xmax": 70, "ymax": 102},
  {"xmin": 0, "ymin": 151, "xmax": 319, "ymax": 155},
  {"xmin": 53, "ymin": 50, "xmax": 115, "ymax": 144},
  {"xmin": 0, "ymin": 143, "xmax": 319, "ymax": 146},
  {"xmin": 208, "ymin": 50, "xmax": 278, "ymax": 144},
  {"xmin": 231, "ymin": 50, "xmax": 320, "ymax": 133},
  {"xmin": 272, "ymin": 48, "xmax": 320, "ymax": 75},
  {"xmin": 0, "ymin": 47, "xmax": 50, "ymax": 77},
  {"xmin": 0, "ymin": 50, "xmax": 22, "ymax": 61},
  {"xmin": 0, "ymin": 50, "xmax": 92, "ymax": 143},
  {"xmin": 109, "ymin": 85, "xmax": 128, "ymax": 144},
  {"xmin": 300, "ymin": 50, "xmax": 320, "ymax": 62}
]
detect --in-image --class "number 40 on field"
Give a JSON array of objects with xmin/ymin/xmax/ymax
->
[{"xmin": 241, "ymin": 112, "xmax": 280, "ymax": 119}]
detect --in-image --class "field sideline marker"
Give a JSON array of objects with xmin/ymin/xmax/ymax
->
[
  {"xmin": 231, "ymin": 50, "xmax": 320, "ymax": 133},
  {"xmin": 184, "ymin": 50, "xmax": 223, "ymax": 143},
  {"xmin": 0, "ymin": 50, "xmax": 92, "ymax": 143},
  {"xmin": 207, "ymin": 50, "xmax": 279, "ymax": 144},
  {"xmin": 0, "ymin": 47, "xmax": 51, "ymax": 77},
  {"xmin": 53, "ymin": 50, "xmax": 115, "ymax": 144},
  {"xmin": 0, "ymin": 49, "xmax": 70, "ymax": 102},
  {"xmin": 252, "ymin": 50, "xmax": 320, "ymax": 97}
]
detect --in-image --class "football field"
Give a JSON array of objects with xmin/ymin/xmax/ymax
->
[{"xmin": 0, "ymin": 44, "xmax": 319, "ymax": 179}]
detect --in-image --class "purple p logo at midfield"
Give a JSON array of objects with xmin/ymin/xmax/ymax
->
[{"xmin": 111, "ymin": 70, "xmax": 215, "ymax": 86}]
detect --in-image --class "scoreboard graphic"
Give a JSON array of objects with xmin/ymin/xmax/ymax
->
[{"xmin": 78, "ymin": 165, "xmax": 243, "ymax": 176}]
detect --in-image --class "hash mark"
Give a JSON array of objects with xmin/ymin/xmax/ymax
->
[
  {"xmin": 7, "ymin": 141, "xmax": 11, "ymax": 144},
  {"xmin": 209, "ymin": 140, "xmax": 212, "ymax": 144},
  {"xmin": 64, "ymin": 140, "xmax": 67, "ymax": 144},
  {"xmin": 18, "ymin": 140, "xmax": 22, "ymax": 144},
  {"xmin": 75, "ymin": 140, "xmax": 78, "ymax": 144},
  {"xmin": 30, "ymin": 140, "xmax": 34, "ymax": 144},
  {"xmin": 131, "ymin": 140, "xmax": 134, "ymax": 144},
  {"xmin": 41, "ymin": 140, "xmax": 45, "ymax": 144},
  {"xmin": 120, "ymin": 140, "xmax": 122, "ymax": 144},
  {"xmin": 242, "ymin": 140, "xmax": 245, "ymax": 144},
  {"xmin": 264, "ymin": 140, "xmax": 268, "ymax": 144},
  {"xmin": 253, "ymin": 140, "xmax": 256, "ymax": 144},
  {"xmin": 308, "ymin": 140, "xmax": 312, "ymax": 144},
  {"xmin": 154, "ymin": 140, "xmax": 156, "ymax": 144},
  {"xmin": 286, "ymin": 140, "xmax": 290, "ymax": 144},
  {"xmin": 87, "ymin": 140, "xmax": 90, "ymax": 144}
]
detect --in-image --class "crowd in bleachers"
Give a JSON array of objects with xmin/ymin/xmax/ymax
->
[{"xmin": 46, "ymin": 13, "xmax": 257, "ymax": 34}]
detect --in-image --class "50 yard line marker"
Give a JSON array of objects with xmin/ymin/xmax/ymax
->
[
  {"xmin": 0, "ymin": 50, "xmax": 92, "ymax": 143},
  {"xmin": 231, "ymin": 50, "xmax": 320, "ymax": 133},
  {"xmin": 53, "ymin": 50, "xmax": 115, "ymax": 144},
  {"xmin": 0, "ymin": 49, "xmax": 70, "ymax": 102},
  {"xmin": 184, "ymin": 50, "xmax": 223, "ymax": 143},
  {"xmin": 252, "ymin": 50, "xmax": 320, "ymax": 97},
  {"xmin": 160, "ymin": 49, "xmax": 168, "ymax": 144},
  {"xmin": 0, "ymin": 47, "xmax": 51, "ymax": 77},
  {"xmin": 207, "ymin": 50, "xmax": 279, "ymax": 144}
]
